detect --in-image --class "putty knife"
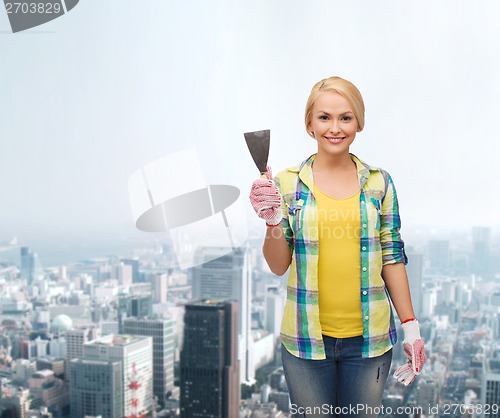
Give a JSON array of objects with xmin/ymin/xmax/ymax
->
[{"xmin": 244, "ymin": 129, "xmax": 270, "ymax": 178}]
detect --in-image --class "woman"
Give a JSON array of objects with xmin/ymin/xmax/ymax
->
[{"xmin": 250, "ymin": 76, "xmax": 426, "ymax": 417}]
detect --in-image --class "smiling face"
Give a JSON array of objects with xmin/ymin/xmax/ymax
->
[{"xmin": 307, "ymin": 91, "xmax": 360, "ymax": 158}]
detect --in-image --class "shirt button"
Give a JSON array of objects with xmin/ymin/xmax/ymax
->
[
  {"xmin": 362, "ymin": 267, "xmax": 367, "ymax": 271},
  {"xmin": 363, "ymin": 291, "xmax": 367, "ymax": 295},
  {"xmin": 361, "ymin": 201, "xmax": 366, "ymax": 205},
  {"xmin": 362, "ymin": 246, "xmax": 367, "ymax": 251},
  {"xmin": 362, "ymin": 223, "xmax": 367, "ymax": 228},
  {"xmin": 364, "ymin": 316, "xmax": 369, "ymax": 320}
]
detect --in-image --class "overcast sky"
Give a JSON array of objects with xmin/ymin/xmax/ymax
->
[{"xmin": 1, "ymin": 0, "xmax": 499, "ymax": 253}]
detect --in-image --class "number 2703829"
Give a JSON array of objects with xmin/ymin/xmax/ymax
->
[{"xmin": 5, "ymin": 2, "xmax": 62, "ymax": 14}]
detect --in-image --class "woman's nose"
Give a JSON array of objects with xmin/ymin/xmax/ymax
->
[{"xmin": 329, "ymin": 121, "xmax": 341, "ymax": 133}]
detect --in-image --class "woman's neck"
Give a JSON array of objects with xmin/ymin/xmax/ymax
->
[{"xmin": 312, "ymin": 152, "xmax": 354, "ymax": 173}]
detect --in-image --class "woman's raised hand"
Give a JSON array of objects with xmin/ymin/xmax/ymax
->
[{"xmin": 249, "ymin": 166, "xmax": 283, "ymax": 226}]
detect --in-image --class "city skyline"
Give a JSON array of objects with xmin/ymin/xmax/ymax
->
[{"xmin": 1, "ymin": 224, "xmax": 500, "ymax": 417}]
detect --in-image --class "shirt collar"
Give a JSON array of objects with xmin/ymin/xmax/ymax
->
[{"xmin": 288, "ymin": 153, "xmax": 374, "ymax": 190}]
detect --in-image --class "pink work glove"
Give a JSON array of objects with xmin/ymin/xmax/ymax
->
[
  {"xmin": 393, "ymin": 319, "xmax": 427, "ymax": 386},
  {"xmin": 249, "ymin": 166, "xmax": 282, "ymax": 226}
]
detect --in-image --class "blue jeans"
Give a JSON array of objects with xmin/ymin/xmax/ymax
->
[{"xmin": 281, "ymin": 335, "xmax": 392, "ymax": 418}]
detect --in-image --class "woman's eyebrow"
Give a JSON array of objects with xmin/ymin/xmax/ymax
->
[{"xmin": 317, "ymin": 110, "xmax": 354, "ymax": 115}]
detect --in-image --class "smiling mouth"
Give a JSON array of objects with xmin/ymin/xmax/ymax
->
[{"xmin": 325, "ymin": 136, "xmax": 345, "ymax": 144}]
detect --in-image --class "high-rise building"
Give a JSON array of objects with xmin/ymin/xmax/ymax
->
[
  {"xmin": 482, "ymin": 358, "xmax": 500, "ymax": 418},
  {"xmin": 0, "ymin": 387, "xmax": 31, "ymax": 418},
  {"xmin": 121, "ymin": 258, "xmax": 141, "ymax": 283},
  {"xmin": 472, "ymin": 227, "xmax": 491, "ymax": 277},
  {"xmin": 123, "ymin": 317, "xmax": 175, "ymax": 408},
  {"xmin": 28, "ymin": 370, "xmax": 69, "ymax": 415},
  {"xmin": 191, "ymin": 246, "xmax": 253, "ymax": 383},
  {"xmin": 82, "ymin": 334, "xmax": 153, "ymax": 417},
  {"xmin": 180, "ymin": 300, "xmax": 240, "ymax": 418},
  {"xmin": 66, "ymin": 326, "xmax": 101, "ymax": 361},
  {"xmin": 151, "ymin": 273, "xmax": 168, "ymax": 304},
  {"xmin": 417, "ymin": 377, "xmax": 438, "ymax": 410},
  {"xmin": 428, "ymin": 240, "xmax": 450, "ymax": 273},
  {"xmin": 69, "ymin": 359, "xmax": 123, "ymax": 418},
  {"xmin": 405, "ymin": 248, "xmax": 423, "ymax": 318},
  {"xmin": 421, "ymin": 283, "xmax": 438, "ymax": 319},
  {"xmin": 265, "ymin": 287, "xmax": 285, "ymax": 342},
  {"xmin": 117, "ymin": 293, "xmax": 153, "ymax": 333},
  {"xmin": 20, "ymin": 246, "xmax": 35, "ymax": 285}
]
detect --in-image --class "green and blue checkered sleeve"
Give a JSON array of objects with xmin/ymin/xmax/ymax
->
[{"xmin": 380, "ymin": 172, "xmax": 408, "ymax": 265}]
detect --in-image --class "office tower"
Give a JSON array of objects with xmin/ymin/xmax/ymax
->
[
  {"xmin": 117, "ymin": 293, "xmax": 153, "ymax": 332},
  {"xmin": 180, "ymin": 300, "xmax": 240, "ymax": 418},
  {"xmin": 0, "ymin": 387, "xmax": 31, "ymax": 418},
  {"xmin": 13, "ymin": 359, "xmax": 36, "ymax": 384},
  {"xmin": 472, "ymin": 227, "xmax": 491, "ymax": 277},
  {"xmin": 101, "ymin": 321, "xmax": 119, "ymax": 336},
  {"xmin": 20, "ymin": 246, "xmax": 35, "ymax": 285},
  {"xmin": 48, "ymin": 336, "xmax": 66, "ymax": 358},
  {"xmin": 428, "ymin": 240, "xmax": 450, "ymax": 273},
  {"xmin": 121, "ymin": 258, "xmax": 141, "ymax": 283},
  {"xmin": 66, "ymin": 326, "xmax": 101, "ymax": 361},
  {"xmin": 417, "ymin": 377, "xmax": 438, "ymax": 409},
  {"xmin": 191, "ymin": 246, "xmax": 253, "ymax": 384},
  {"xmin": 482, "ymin": 358, "xmax": 500, "ymax": 418},
  {"xmin": 151, "ymin": 273, "xmax": 168, "ymax": 304},
  {"xmin": 265, "ymin": 287, "xmax": 285, "ymax": 341},
  {"xmin": 69, "ymin": 359, "xmax": 123, "ymax": 418},
  {"xmin": 405, "ymin": 248, "xmax": 423, "ymax": 318},
  {"xmin": 421, "ymin": 283, "xmax": 438, "ymax": 319},
  {"xmin": 28, "ymin": 370, "xmax": 68, "ymax": 415},
  {"xmin": 36, "ymin": 358, "xmax": 65, "ymax": 378},
  {"xmin": 123, "ymin": 317, "xmax": 175, "ymax": 408},
  {"xmin": 439, "ymin": 279, "xmax": 457, "ymax": 304},
  {"xmin": 21, "ymin": 339, "xmax": 37, "ymax": 360},
  {"xmin": 82, "ymin": 334, "xmax": 153, "ymax": 417},
  {"xmin": 116, "ymin": 263, "xmax": 133, "ymax": 286}
]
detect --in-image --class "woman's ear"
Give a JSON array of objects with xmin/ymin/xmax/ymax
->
[{"xmin": 307, "ymin": 122, "xmax": 314, "ymax": 137}]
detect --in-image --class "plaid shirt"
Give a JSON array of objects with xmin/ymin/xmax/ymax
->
[{"xmin": 274, "ymin": 153, "xmax": 408, "ymax": 360}]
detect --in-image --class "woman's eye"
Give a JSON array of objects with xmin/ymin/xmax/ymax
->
[
  {"xmin": 341, "ymin": 116, "xmax": 352, "ymax": 121},
  {"xmin": 319, "ymin": 115, "xmax": 329, "ymax": 120}
]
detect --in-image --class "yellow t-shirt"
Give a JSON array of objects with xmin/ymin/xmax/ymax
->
[{"xmin": 315, "ymin": 184, "xmax": 363, "ymax": 338}]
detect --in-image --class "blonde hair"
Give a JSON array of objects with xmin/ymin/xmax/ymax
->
[{"xmin": 305, "ymin": 76, "xmax": 365, "ymax": 138}]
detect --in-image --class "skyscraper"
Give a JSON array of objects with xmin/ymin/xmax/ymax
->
[
  {"xmin": 69, "ymin": 359, "xmax": 123, "ymax": 418},
  {"xmin": 265, "ymin": 287, "xmax": 285, "ymax": 342},
  {"xmin": 180, "ymin": 300, "xmax": 240, "ymax": 418},
  {"xmin": 66, "ymin": 326, "xmax": 101, "ymax": 361},
  {"xmin": 121, "ymin": 258, "xmax": 141, "ymax": 283},
  {"xmin": 20, "ymin": 246, "xmax": 35, "ymax": 285},
  {"xmin": 428, "ymin": 240, "xmax": 450, "ymax": 273},
  {"xmin": 150, "ymin": 273, "xmax": 168, "ymax": 304},
  {"xmin": 123, "ymin": 317, "xmax": 175, "ymax": 408},
  {"xmin": 82, "ymin": 334, "xmax": 153, "ymax": 417},
  {"xmin": 117, "ymin": 293, "xmax": 153, "ymax": 333},
  {"xmin": 472, "ymin": 227, "xmax": 491, "ymax": 277},
  {"xmin": 191, "ymin": 246, "xmax": 253, "ymax": 383},
  {"xmin": 482, "ymin": 358, "xmax": 500, "ymax": 418}
]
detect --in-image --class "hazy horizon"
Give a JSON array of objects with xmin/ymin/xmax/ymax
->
[{"xmin": 2, "ymin": 0, "xmax": 500, "ymax": 252}]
